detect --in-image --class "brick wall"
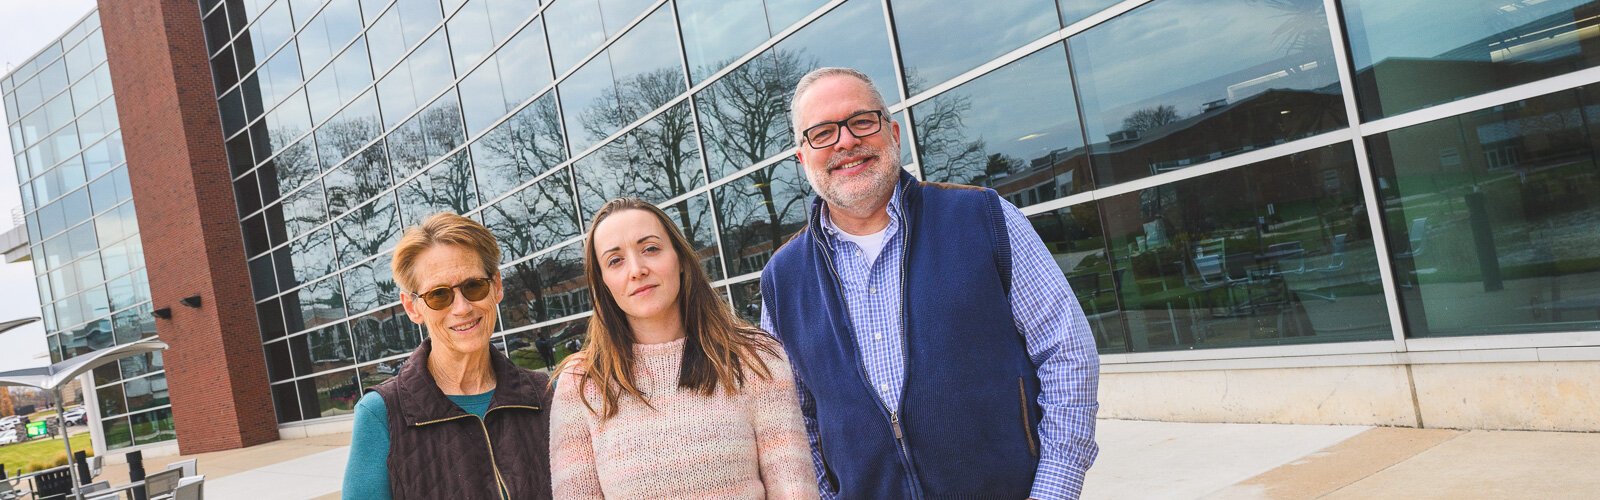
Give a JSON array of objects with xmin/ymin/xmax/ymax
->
[{"xmin": 97, "ymin": 0, "xmax": 278, "ymax": 454}]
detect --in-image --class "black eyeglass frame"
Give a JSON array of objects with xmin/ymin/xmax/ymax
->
[
  {"xmin": 409, "ymin": 277, "xmax": 495, "ymax": 310},
  {"xmin": 800, "ymin": 110, "xmax": 887, "ymax": 149}
]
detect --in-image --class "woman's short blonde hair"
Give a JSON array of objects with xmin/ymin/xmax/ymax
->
[{"xmin": 391, "ymin": 212, "xmax": 501, "ymax": 292}]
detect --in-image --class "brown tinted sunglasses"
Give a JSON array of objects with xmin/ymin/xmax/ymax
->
[{"xmin": 409, "ymin": 277, "xmax": 494, "ymax": 310}]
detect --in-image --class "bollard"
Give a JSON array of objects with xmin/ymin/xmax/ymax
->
[
  {"xmin": 127, "ymin": 450, "xmax": 146, "ymax": 500},
  {"xmin": 74, "ymin": 451, "xmax": 90, "ymax": 485}
]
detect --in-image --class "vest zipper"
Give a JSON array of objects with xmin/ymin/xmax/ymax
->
[
  {"xmin": 413, "ymin": 405, "xmax": 541, "ymax": 500},
  {"xmin": 474, "ymin": 414, "xmax": 510, "ymax": 499},
  {"xmin": 814, "ymin": 200, "xmax": 925, "ymax": 499}
]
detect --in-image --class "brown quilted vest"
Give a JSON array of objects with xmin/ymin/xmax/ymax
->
[{"xmin": 369, "ymin": 338, "xmax": 553, "ymax": 500}]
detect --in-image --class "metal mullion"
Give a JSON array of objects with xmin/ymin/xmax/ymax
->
[{"xmin": 1322, "ymin": 0, "xmax": 1408, "ymax": 352}]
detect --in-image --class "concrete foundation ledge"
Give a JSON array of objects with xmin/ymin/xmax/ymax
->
[
  {"xmin": 279, "ymin": 416, "xmax": 355, "ymax": 440},
  {"xmin": 1411, "ymin": 361, "xmax": 1600, "ymax": 432},
  {"xmin": 1099, "ymin": 365, "xmax": 1420, "ymax": 427},
  {"xmin": 1101, "ymin": 360, "xmax": 1600, "ymax": 432},
  {"xmin": 101, "ymin": 442, "xmax": 183, "ymax": 465}
]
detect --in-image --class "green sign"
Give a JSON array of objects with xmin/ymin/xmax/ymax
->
[{"xmin": 25, "ymin": 421, "xmax": 47, "ymax": 438}]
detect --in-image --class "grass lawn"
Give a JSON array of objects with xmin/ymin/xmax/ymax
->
[{"xmin": 0, "ymin": 432, "xmax": 92, "ymax": 475}]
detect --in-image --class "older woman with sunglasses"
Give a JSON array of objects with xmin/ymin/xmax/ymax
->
[{"xmin": 343, "ymin": 213, "xmax": 553, "ymax": 500}]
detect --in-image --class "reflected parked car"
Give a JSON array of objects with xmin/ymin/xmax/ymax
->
[
  {"xmin": 0, "ymin": 429, "xmax": 18, "ymax": 445},
  {"xmin": 63, "ymin": 408, "xmax": 88, "ymax": 426}
]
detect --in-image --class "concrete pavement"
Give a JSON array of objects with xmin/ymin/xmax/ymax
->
[{"xmin": 87, "ymin": 419, "xmax": 1600, "ymax": 499}]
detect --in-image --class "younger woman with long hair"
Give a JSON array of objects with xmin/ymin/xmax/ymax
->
[{"xmin": 549, "ymin": 198, "xmax": 818, "ymax": 499}]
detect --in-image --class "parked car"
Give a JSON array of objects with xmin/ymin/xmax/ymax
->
[
  {"xmin": 62, "ymin": 408, "xmax": 87, "ymax": 426},
  {"xmin": 0, "ymin": 429, "xmax": 17, "ymax": 445}
]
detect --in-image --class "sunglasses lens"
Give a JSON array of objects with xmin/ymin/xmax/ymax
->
[
  {"xmin": 460, "ymin": 278, "xmax": 492, "ymax": 302},
  {"xmin": 421, "ymin": 287, "xmax": 455, "ymax": 310}
]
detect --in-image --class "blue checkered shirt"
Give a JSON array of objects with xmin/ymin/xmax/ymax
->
[{"xmin": 761, "ymin": 185, "xmax": 1100, "ymax": 499}]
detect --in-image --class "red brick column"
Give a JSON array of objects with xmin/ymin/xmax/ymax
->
[{"xmin": 98, "ymin": 0, "xmax": 278, "ymax": 453}]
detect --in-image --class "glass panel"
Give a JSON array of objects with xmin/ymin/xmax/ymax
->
[
  {"xmin": 299, "ymin": 323, "xmax": 357, "ymax": 373},
  {"xmin": 460, "ymin": 22, "xmax": 554, "ymax": 134},
  {"xmin": 498, "ymin": 241, "xmax": 588, "ymax": 329},
  {"xmin": 307, "ymin": 36, "xmax": 374, "ymax": 125},
  {"xmin": 1344, "ymin": 0, "xmax": 1600, "ymax": 120},
  {"xmin": 95, "ymin": 382, "xmax": 125, "ymax": 416},
  {"xmin": 305, "ymin": 369, "xmax": 361, "ymax": 418},
  {"xmin": 505, "ymin": 317, "xmax": 588, "ymax": 371},
  {"xmin": 1101, "ymin": 144, "xmax": 1389, "ymax": 351},
  {"xmin": 912, "ymin": 44, "xmax": 1090, "ymax": 201},
  {"xmin": 298, "ymin": 0, "xmax": 365, "ymax": 73},
  {"xmin": 694, "ymin": 52, "xmax": 805, "ymax": 181},
  {"xmin": 270, "ymin": 133, "xmax": 323, "ymax": 197},
  {"xmin": 376, "ymin": 32, "xmax": 456, "ymax": 130},
  {"xmin": 1030, "ymin": 202, "xmax": 1125, "ymax": 353},
  {"xmin": 556, "ymin": 48, "xmax": 617, "ymax": 154},
  {"xmin": 259, "ymin": 297, "xmax": 288, "ymax": 342},
  {"xmin": 316, "ymin": 89, "xmax": 382, "ymax": 167},
  {"xmin": 131, "ymin": 408, "xmax": 176, "ymax": 445},
  {"xmin": 297, "ymin": 273, "xmax": 347, "ymax": 329},
  {"xmin": 119, "ymin": 352, "xmax": 164, "ymax": 384},
  {"xmin": 387, "ymin": 93, "xmax": 465, "ymax": 178},
  {"xmin": 677, "ymin": 0, "xmax": 769, "ymax": 84},
  {"xmin": 250, "ymin": 255, "xmax": 278, "ymax": 298},
  {"xmin": 332, "ymin": 194, "xmax": 402, "ymax": 268},
  {"xmin": 343, "ymin": 254, "xmax": 397, "ymax": 314},
  {"xmin": 729, "ymin": 278, "xmax": 763, "ymax": 325},
  {"xmin": 289, "ymin": 227, "xmax": 338, "ymax": 286},
  {"xmin": 323, "ymin": 140, "xmax": 390, "ymax": 218},
  {"xmin": 1070, "ymin": 0, "xmax": 1344, "ymax": 187},
  {"xmin": 892, "ymin": 0, "xmax": 1057, "ymax": 94},
  {"xmin": 272, "ymin": 382, "xmax": 302, "ymax": 423},
  {"xmin": 123, "ymin": 373, "xmax": 170, "ymax": 413},
  {"xmin": 542, "ymin": 0, "xmax": 605, "ymax": 74},
  {"xmin": 773, "ymin": 0, "xmax": 900, "ymax": 104},
  {"xmin": 663, "ymin": 193, "xmax": 723, "ymax": 281},
  {"xmin": 713, "ymin": 159, "xmax": 812, "ymax": 276},
  {"xmin": 366, "ymin": 0, "xmax": 444, "ymax": 72},
  {"xmin": 282, "ymin": 181, "xmax": 328, "ymax": 239},
  {"xmin": 470, "ymin": 94, "xmax": 567, "ymax": 200},
  {"xmin": 1369, "ymin": 83, "xmax": 1600, "ymax": 338},
  {"xmin": 250, "ymin": 1, "xmax": 298, "ymax": 60},
  {"xmin": 352, "ymin": 306, "xmax": 417, "ymax": 362},
  {"xmin": 572, "ymin": 101, "xmax": 703, "ymax": 217},
  {"xmin": 398, "ymin": 149, "xmax": 477, "ymax": 225},
  {"xmin": 358, "ymin": 357, "xmax": 406, "ymax": 390},
  {"xmin": 482, "ymin": 167, "xmax": 580, "ymax": 263}
]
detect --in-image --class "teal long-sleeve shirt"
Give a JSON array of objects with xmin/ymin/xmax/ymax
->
[{"xmin": 342, "ymin": 389, "xmax": 495, "ymax": 500}]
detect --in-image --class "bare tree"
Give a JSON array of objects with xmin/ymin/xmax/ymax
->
[{"xmin": 1120, "ymin": 104, "xmax": 1181, "ymax": 134}]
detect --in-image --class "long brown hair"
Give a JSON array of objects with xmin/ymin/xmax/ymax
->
[{"xmin": 558, "ymin": 198, "xmax": 779, "ymax": 420}]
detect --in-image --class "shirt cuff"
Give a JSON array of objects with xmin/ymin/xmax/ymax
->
[{"xmin": 1030, "ymin": 457, "xmax": 1088, "ymax": 500}]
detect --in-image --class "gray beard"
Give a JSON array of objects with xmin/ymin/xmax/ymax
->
[{"xmin": 810, "ymin": 141, "xmax": 902, "ymax": 213}]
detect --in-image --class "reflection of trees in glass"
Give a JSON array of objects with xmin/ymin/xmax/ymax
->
[
  {"xmin": 1251, "ymin": 0, "xmax": 1330, "ymax": 58},
  {"xmin": 264, "ymin": 133, "xmax": 319, "ymax": 200},
  {"xmin": 324, "ymin": 142, "xmax": 389, "ymax": 217},
  {"xmin": 315, "ymin": 112, "xmax": 383, "ymax": 172},
  {"xmin": 696, "ymin": 50, "xmax": 813, "ymax": 179},
  {"xmin": 332, "ymin": 196, "xmax": 400, "ymax": 268},
  {"xmin": 398, "ymin": 151, "xmax": 477, "ymax": 226},
  {"xmin": 914, "ymin": 90, "xmax": 993, "ymax": 185},
  {"xmin": 388, "ymin": 98, "xmax": 466, "ymax": 178},
  {"xmin": 500, "ymin": 246, "xmax": 589, "ymax": 330},
  {"xmin": 1120, "ymin": 105, "xmax": 1180, "ymax": 134},
  {"xmin": 714, "ymin": 161, "xmax": 811, "ymax": 276},
  {"xmin": 483, "ymin": 170, "xmax": 580, "ymax": 262},
  {"xmin": 574, "ymin": 68, "xmax": 702, "ymax": 230},
  {"xmin": 473, "ymin": 96, "xmax": 567, "ymax": 200}
]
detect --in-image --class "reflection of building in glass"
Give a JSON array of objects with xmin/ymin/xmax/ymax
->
[{"xmin": 6, "ymin": 0, "xmax": 1600, "ymax": 455}]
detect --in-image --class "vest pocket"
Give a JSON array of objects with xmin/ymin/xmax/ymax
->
[{"xmin": 1017, "ymin": 377, "xmax": 1039, "ymax": 458}]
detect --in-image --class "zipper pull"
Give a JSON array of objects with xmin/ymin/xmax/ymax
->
[{"xmin": 890, "ymin": 411, "xmax": 904, "ymax": 440}]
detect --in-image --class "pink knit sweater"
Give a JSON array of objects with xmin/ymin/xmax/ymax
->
[{"xmin": 550, "ymin": 337, "xmax": 821, "ymax": 499}]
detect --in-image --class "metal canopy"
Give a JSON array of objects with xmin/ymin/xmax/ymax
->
[
  {"xmin": 0, "ymin": 316, "xmax": 39, "ymax": 336},
  {"xmin": 0, "ymin": 337, "xmax": 168, "ymax": 391}
]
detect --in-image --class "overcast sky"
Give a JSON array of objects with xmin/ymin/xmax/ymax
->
[{"xmin": 0, "ymin": 0, "xmax": 97, "ymax": 370}]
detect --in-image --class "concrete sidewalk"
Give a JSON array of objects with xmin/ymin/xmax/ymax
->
[{"xmin": 92, "ymin": 419, "xmax": 1600, "ymax": 498}]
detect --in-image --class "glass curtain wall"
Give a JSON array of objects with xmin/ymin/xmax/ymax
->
[
  {"xmin": 191, "ymin": 0, "xmax": 1600, "ymax": 424},
  {"xmin": 2, "ymin": 11, "xmax": 171, "ymax": 450}
]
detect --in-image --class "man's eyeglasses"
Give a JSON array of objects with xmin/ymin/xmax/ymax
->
[
  {"xmin": 801, "ymin": 110, "xmax": 885, "ymax": 149},
  {"xmin": 410, "ymin": 277, "xmax": 494, "ymax": 310}
]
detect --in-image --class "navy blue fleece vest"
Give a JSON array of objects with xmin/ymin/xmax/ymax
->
[{"xmin": 761, "ymin": 173, "xmax": 1042, "ymax": 498}]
